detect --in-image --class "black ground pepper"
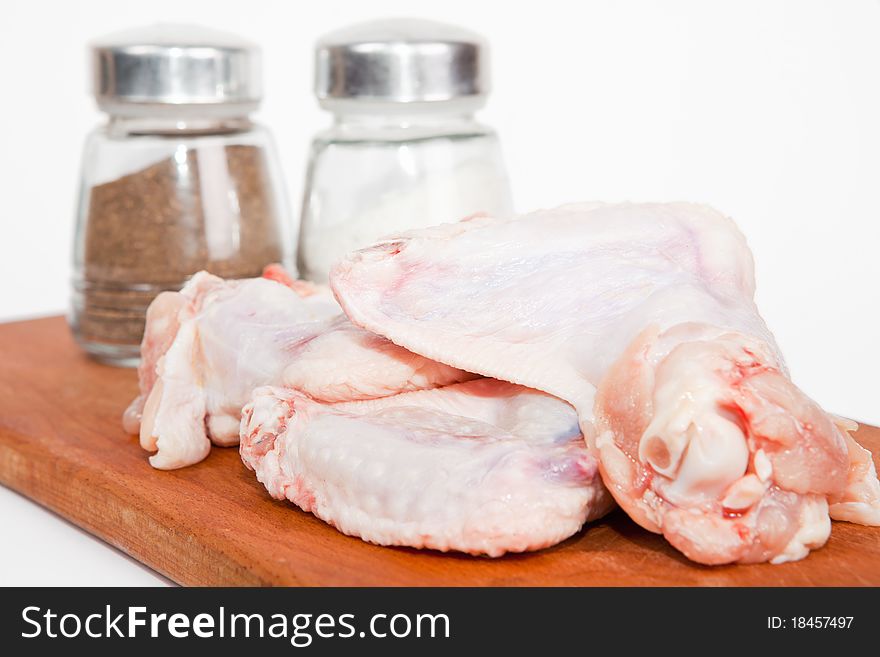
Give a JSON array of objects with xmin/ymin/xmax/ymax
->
[{"xmin": 72, "ymin": 144, "xmax": 284, "ymax": 349}]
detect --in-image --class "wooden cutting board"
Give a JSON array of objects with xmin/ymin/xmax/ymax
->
[{"xmin": 0, "ymin": 316, "xmax": 877, "ymax": 586}]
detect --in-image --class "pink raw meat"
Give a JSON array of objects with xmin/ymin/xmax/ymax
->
[
  {"xmin": 240, "ymin": 379, "xmax": 612, "ymax": 556},
  {"xmin": 331, "ymin": 202, "xmax": 880, "ymax": 564},
  {"xmin": 125, "ymin": 269, "xmax": 472, "ymax": 469}
]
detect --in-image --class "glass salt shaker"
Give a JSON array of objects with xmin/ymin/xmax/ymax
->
[
  {"xmin": 298, "ymin": 19, "xmax": 514, "ymax": 283},
  {"xmin": 71, "ymin": 24, "xmax": 293, "ymax": 366}
]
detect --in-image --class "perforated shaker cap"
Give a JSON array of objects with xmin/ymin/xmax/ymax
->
[
  {"xmin": 91, "ymin": 24, "xmax": 262, "ymax": 114},
  {"xmin": 314, "ymin": 18, "xmax": 489, "ymax": 106}
]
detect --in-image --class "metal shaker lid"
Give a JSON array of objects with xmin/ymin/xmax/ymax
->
[
  {"xmin": 314, "ymin": 18, "xmax": 489, "ymax": 105},
  {"xmin": 91, "ymin": 24, "xmax": 262, "ymax": 113}
]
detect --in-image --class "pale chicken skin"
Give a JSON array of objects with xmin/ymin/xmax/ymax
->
[
  {"xmin": 240, "ymin": 379, "xmax": 613, "ymax": 556},
  {"xmin": 331, "ymin": 202, "xmax": 880, "ymax": 564},
  {"xmin": 125, "ymin": 268, "xmax": 471, "ymax": 470}
]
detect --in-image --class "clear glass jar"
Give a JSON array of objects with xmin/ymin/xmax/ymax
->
[
  {"xmin": 71, "ymin": 25, "xmax": 292, "ymax": 366},
  {"xmin": 297, "ymin": 19, "xmax": 514, "ymax": 283},
  {"xmin": 299, "ymin": 107, "xmax": 512, "ymax": 282}
]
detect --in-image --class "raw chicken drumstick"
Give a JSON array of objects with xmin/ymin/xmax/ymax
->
[
  {"xmin": 331, "ymin": 202, "xmax": 880, "ymax": 564},
  {"xmin": 240, "ymin": 379, "xmax": 612, "ymax": 556},
  {"xmin": 124, "ymin": 267, "xmax": 472, "ymax": 470}
]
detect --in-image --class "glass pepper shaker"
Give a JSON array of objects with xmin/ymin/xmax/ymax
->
[
  {"xmin": 298, "ymin": 19, "xmax": 514, "ymax": 283},
  {"xmin": 71, "ymin": 24, "xmax": 293, "ymax": 366}
]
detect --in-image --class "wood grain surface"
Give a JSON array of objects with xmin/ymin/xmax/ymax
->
[{"xmin": 0, "ymin": 316, "xmax": 877, "ymax": 586}]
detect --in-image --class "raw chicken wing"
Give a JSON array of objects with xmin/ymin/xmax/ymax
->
[
  {"xmin": 240, "ymin": 379, "xmax": 613, "ymax": 556},
  {"xmin": 125, "ymin": 269, "xmax": 471, "ymax": 469},
  {"xmin": 331, "ymin": 202, "xmax": 880, "ymax": 564}
]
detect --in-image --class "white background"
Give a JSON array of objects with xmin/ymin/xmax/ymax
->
[{"xmin": 0, "ymin": 0, "xmax": 878, "ymax": 584}]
